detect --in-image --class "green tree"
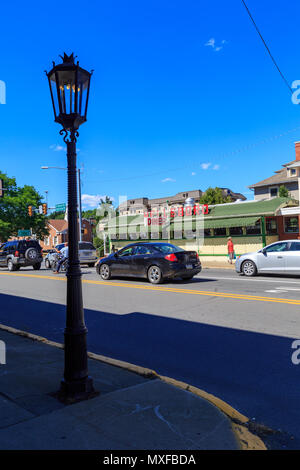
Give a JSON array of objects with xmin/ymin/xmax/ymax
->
[
  {"xmin": 48, "ymin": 210, "xmax": 65, "ymax": 220},
  {"xmin": 279, "ymin": 185, "xmax": 289, "ymax": 198},
  {"xmin": 82, "ymin": 208, "xmax": 97, "ymax": 219},
  {"xmin": 93, "ymin": 236, "xmax": 104, "ymax": 257},
  {"xmin": 0, "ymin": 172, "xmax": 49, "ymax": 242},
  {"xmin": 200, "ymin": 187, "xmax": 232, "ymax": 205}
]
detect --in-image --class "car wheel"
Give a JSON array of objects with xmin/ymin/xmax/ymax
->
[
  {"xmin": 33, "ymin": 263, "xmax": 41, "ymax": 270},
  {"xmin": 7, "ymin": 260, "xmax": 16, "ymax": 271},
  {"xmin": 45, "ymin": 259, "xmax": 50, "ymax": 269},
  {"xmin": 99, "ymin": 264, "xmax": 111, "ymax": 280},
  {"xmin": 242, "ymin": 260, "xmax": 257, "ymax": 277},
  {"xmin": 183, "ymin": 275, "xmax": 194, "ymax": 281},
  {"xmin": 148, "ymin": 265, "xmax": 163, "ymax": 284}
]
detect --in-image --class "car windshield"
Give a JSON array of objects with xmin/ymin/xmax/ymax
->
[{"xmin": 152, "ymin": 243, "xmax": 184, "ymax": 254}]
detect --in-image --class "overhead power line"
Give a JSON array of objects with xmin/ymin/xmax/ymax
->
[
  {"xmin": 86, "ymin": 125, "xmax": 300, "ymax": 185},
  {"xmin": 241, "ymin": 0, "xmax": 293, "ymax": 95}
]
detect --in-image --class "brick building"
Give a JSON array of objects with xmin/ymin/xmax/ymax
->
[{"xmin": 40, "ymin": 218, "xmax": 94, "ymax": 250}]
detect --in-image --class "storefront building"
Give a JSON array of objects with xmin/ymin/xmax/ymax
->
[{"xmin": 97, "ymin": 197, "xmax": 299, "ymax": 257}]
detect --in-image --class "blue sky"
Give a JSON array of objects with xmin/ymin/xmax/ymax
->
[{"xmin": 1, "ymin": 0, "xmax": 300, "ymax": 209}]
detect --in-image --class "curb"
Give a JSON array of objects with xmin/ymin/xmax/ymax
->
[{"xmin": 0, "ymin": 323, "xmax": 267, "ymax": 450}]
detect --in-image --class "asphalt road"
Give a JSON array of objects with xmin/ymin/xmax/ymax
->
[{"xmin": 1, "ymin": 264, "xmax": 300, "ymax": 448}]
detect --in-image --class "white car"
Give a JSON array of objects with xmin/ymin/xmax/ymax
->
[
  {"xmin": 235, "ymin": 240, "xmax": 300, "ymax": 276},
  {"xmin": 78, "ymin": 242, "xmax": 97, "ymax": 267},
  {"xmin": 45, "ymin": 242, "xmax": 97, "ymax": 269}
]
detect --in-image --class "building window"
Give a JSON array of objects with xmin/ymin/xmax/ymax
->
[
  {"xmin": 291, "ymin": 168, "xmax": 297, "ymax": 176},
  {"xmin": 246, "ymin": 220, "xmax": 261, "ymax": 235},
  {"xmin": 213, "ymin": 227, "xmax": 226, "ymax": 236},
  {"xmin": 204, "ymin": 228, "xmax": 212, "ymax": 237},
  {"xmin": 229, "ymin": 226, "xmax": 243, "ymax": 236},
  {"xmin": 266, "ymin": 217, "xmax": 277, "ymax": 235},
  {"xmin": 270, "ymin": 187, "xmax": 278, "ymax": 197},
  {"xmin": 284, "ymin": 217, "xmax": 299, "ymax": 233}
]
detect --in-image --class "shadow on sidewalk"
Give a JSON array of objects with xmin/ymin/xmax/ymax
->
[{"xmin": 0, "ymin": 292, "xmax": 299, "ymax": 445}]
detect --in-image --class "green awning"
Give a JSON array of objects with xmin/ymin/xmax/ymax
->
[{"xmin": 204, "ymin": 216, "xmax": 260, "ymax": 229}]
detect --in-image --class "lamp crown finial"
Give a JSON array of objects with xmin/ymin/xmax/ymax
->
[{"xmin": 59, "ymin": 52, "xmax": 77, "ymax": 64}]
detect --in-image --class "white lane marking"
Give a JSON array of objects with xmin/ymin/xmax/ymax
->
[
  {"xmin": 277, "ymin": 287, "xmax": 300, "ymax": 291},
  {"xmin": 198, "ymin": 275, "xmax": 300, "ymax": 285},
  {"xmin": 265, "ymin": 289, "xmax": 288, "ymax": 293}
]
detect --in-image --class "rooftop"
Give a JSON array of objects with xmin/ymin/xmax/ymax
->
[{"xmin": 249, "ymin": 160, "xmax": 298, "ymax": 188}]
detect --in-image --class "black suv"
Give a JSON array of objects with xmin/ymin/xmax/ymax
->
[{"xmin": 0, "ymin": 240, "xmax": 43, "ymax": 271}]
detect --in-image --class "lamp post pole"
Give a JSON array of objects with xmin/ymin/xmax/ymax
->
[
  {"xmin": 41, "ymin": 166, "xmax": 83, "ymax": 241},
  {"xmin": 58, "ymin": 130, "xmax": 95, "ymax": 401},
  {"xmin": 46, "ymin": 53, "xmax": 97, "ymax": 403}
]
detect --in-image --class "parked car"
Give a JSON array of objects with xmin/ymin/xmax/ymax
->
[
  {"xmin": 236, "ymin": 240, "xmax": 300, "ymax": 276},
  {"xmin": 44, "ymin": 242, "xmax": 97, "ymax": 269},
  {"xmin": 96, "ymin": 242, "xmax": 201, "ymax": 284},
  {"xmin": 44, "ymin": 249, "xmax": 58, "ymax": 269},
  {"xmin": 78, "ymin": 242, "xmax": 97, "ymax": 267},
  {"xmin": 0, "ymin": 239, "xmax": 43, "ymax": 271}
]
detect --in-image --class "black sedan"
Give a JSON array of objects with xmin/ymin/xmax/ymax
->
[{"xmin": 96, "ymin": 242, "xmax": 201, "ymax": 284}]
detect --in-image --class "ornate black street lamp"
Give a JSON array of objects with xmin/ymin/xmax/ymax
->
[{"xmin": 46, "ymin": 53, "xmax": 97, "ymax": 402}]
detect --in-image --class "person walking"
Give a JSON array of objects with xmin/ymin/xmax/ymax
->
[{"xmin": 227, "ymin": 237, "xmax": 235, "ymax": 264}]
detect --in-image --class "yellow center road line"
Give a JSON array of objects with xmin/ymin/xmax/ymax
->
[{"xmin": 1, "ymin": 271, "xmax": 300, "ymax": 305}]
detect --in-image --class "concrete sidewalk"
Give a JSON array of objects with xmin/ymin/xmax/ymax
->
[
  {"xmin": 200, "ymin": 257, "xmax": 237, "ymax": 270},
  {"xmin": 0, "ymin": 327, "xmax": 265, "ymax": 450}
]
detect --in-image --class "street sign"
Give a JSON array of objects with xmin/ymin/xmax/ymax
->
[
  {"xmin": 18, "ymin": 229, "xmax": 31, "ymax": 237},
  {"xmin": 55, "ymin": 203, "xmax": 66, "ymax": 212}
]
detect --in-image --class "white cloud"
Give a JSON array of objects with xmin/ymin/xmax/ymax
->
[
  {"xmin": 205, "ymin": 38, "xmax": 215, "ymax": 48},
  {"xmin": 50, "ymin": 144, "xmax": 66, "ymax": 152},
  {"xmin": 191, "ymin": 172, "xmax": 196, "ymax": 176},
  {"xmin": 161, "ymin": 177, "xmax": 176, "ymax": 183},
  {"xmin": 81, "ymin": 194, "xmax": 114, "ymax": 208},
  {"xmin": 213, "ymin": 164, "xmax": 220, "ymax": 170},
  {"xmin": 200, "ymin": 163, "xmax": 211, "ymax": 170},
  {"xmin": 205, "ymin": 38, "xmax": 227, "ymax": 52}
]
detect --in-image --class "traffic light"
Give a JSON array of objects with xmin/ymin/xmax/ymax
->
[
  {"xmin": 28, "ymin": 206, "xmax": 33, "ymax": 217},
  {"xmin": 42, "ymin": 203, "xmax": 47, "ymax": 215}
]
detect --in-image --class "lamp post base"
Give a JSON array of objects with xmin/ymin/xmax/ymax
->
[{"xmin": 55, "ymin": 377, "xmax": 99, "ymax": 404}]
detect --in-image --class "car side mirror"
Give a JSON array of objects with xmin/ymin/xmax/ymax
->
[{"xmin": 261, "ymin": 248, "xmax": 266, "ymax": 255}]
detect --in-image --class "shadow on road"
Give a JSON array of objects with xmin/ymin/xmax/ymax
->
[{"xmin": 0, "ymin": 292, "xmax": 299, "ymax": 447}]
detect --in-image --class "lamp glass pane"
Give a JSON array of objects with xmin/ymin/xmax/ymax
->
[
  {"xmin": 77, "ymin": 69, "xmax": 90, "ymax": 118},
  {"xmin": 49, "ymin": 72, "xmax": 60, "ymax": 117}
]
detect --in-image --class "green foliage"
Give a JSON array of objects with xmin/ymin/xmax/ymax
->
[
  {"xmin": 0, "ymin": 172, "xmax": 49, "ymax": 242},
  {"xmin": 82, "ymin": 208, "xmax": 97, "ymax": 219},
  {"xmin": 200, "ymin": 187, "xmax": 232, "ymax": 205},
  {"xmin": 48, "ymin": 211, "xmax": 65, "ymax": 220},
  {"xmin": 93, "ymin": 236, "xmax": 104, "ymax": 257},
  {"xmin": 278, "ymin": 185, "xmax": 289, "ymax": 198}
]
